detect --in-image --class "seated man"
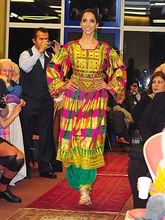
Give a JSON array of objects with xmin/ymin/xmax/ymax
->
[
  {"xmin": 106, "ymin": 91, "xmax": 131, "ymax": 152},
  {"xmin": 0, "ymin": 59, "xmax": 22, "ymax": 98}
]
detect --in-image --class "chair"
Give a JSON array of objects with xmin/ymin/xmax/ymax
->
[
  {"xmin": 143, "ymin": 131, "xmax": 165, "ymax": 181},
  {"xmin": 125, "ymin": 131, "xmax": 165, "ymax": 219}
]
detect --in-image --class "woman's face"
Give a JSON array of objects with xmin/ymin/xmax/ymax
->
[
  {"xmin": 152, "ymin": 76, "xmax": 165, "ymax": 93},
  {"xmin": 80, "ymin": 12, "xmax": 98, "ymax": 35}
]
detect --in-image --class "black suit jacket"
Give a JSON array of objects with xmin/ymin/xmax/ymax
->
[{"xmin": 139, "ymin": 92, "xmax": 165, "ymax": 143}]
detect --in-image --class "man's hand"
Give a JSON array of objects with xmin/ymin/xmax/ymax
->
[
  {"xmin": 51, "ymin": 41, "xmax": 61, "ymax": 53},
  {"xmin": 0, "ymin": 75, "xmax": 8, "ymax": 83},
  {"xmin": 38, "ymin": 40, "xmax": 50, "ymax": 54},
  {"xmin": 106, "ymin": 106, "xmax": 111, "ymax": 112}
]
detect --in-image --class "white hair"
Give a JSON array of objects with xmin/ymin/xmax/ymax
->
[{"xmin": 0, "ymin": 58, "xmax": 14, "ymax": 70}]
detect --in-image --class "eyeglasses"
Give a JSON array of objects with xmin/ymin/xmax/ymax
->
[{"xmin": 0, "ymin": 68, "xmax": 13, "ymax": 74}]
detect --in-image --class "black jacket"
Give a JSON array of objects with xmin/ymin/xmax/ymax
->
[
  {"xmin": 132, "ymin": 94, "xmax": 152, "ymax": 127},
  {"xmin": 139, "ymin": 92, "xmax": 165, "ymax": 143},
  {"xmin": 0, "ymin": 79, "xmax": 8, "ymax": 95}
]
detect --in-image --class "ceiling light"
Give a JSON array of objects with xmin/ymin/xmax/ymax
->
[
  {"xmin": 125, "ymin": 11, "xmax": 147, "ymax": 15},
  {"xmin": 22, "ymin": 16, "xmax": 59, "ymax": 20},
  {"xmin": 10, "ymin": 12, "xmax": 18, "ymax": 17},
  {"xmin": 152, "ymin": 3, "xmax": 165, "ymax": 5},
  {"xmin": 49, "ymin": 6, "xmax": 62, "ymax": 9},
  {"xmin": 11, "ymin": 0, "xmax": 34, "ymax": 2},
  {"xmin": 54, "ymin": 10, "xmax": 61, "ymax": 13},
  {"xmin": 153, "ymin": 19, "xmax": 165, "ymax": 23},
  {"xmin": 125, "ymin": 7, "xmax": 147, "ymax": 10}
]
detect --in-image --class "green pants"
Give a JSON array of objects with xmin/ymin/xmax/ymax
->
[{"xmin": 66, "ymin": 164, "xmax": 97, "ymax": 190}]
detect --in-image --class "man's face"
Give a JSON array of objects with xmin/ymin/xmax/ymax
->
[
  {"xmin": 32, "ymin": 31, "xmax": 49, "ymax": 50},
  {"xmin": 0, "ymin": 62, "xmax": 14, "ymax": 80},
  {"xmin": 130, "ymin": 83, "xmax": 138, "ymax": 93}
]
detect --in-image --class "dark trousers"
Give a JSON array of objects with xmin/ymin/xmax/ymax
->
[
  {"xmin": 20, "ymin": 95, "xmax": 55, "ymax": 174},
  {"xmin": 128, "ymin": 158, "xmax": 149, "ymax": 208},
  {"xmin": 107, "ymin": 110, "xmax": 130, "ymax": 142}
]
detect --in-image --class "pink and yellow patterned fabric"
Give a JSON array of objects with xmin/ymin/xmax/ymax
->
[
  {"xmin": 46, "ymin": 40, "xmax": 126, "ymax": 169},
  {"xmin": 0, "ymin": 119, "xmax": 10, "ymax": 142}
]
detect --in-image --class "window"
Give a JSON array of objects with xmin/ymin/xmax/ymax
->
[
  {"xmin": 65, "ymin": 0, "xmax": 121, "ymax": 27},
  {"xmin": 10, "ymin": 0, "xmax": 62, "ymax": 24}
]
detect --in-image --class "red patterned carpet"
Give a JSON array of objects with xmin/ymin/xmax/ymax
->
[
  {"xmin": 98, "ymin": 153, "xmax": 129, "ymax": 175},
  {"xmin": 27, "ymin": 153, "xmax": 131, "ymax": 212}
]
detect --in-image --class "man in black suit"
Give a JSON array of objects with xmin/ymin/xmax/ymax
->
[{"xmin": 19, "ymin": 27, "xmax": 60, "ymax": 179}]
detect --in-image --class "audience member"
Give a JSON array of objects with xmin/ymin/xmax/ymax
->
[
  {"xmin": 129, "ymin": 80, "xmax": 141, "ymax": 106},
  {"xmin": 132, "ymin": 71, "xmax": 165, "ymax": 128},
  {"xmin": 135, "ymin": 158, "xmax": 165, "ymax": 220},
  {"xmin": 19, "ymin": 27, "xmax": 61, "ymax": 179},
  {"xmin": 0, "ymin": 59, "xmax": 22, "ymax": 98},
  {"xmin": 106, "ymin": 92, "xmax": 130, "ymax": 152},
  {"xmin": 46, "ymin": 8, "xmax": 126, "ymax": 205},
  {"xmin": 128, "ymin": 70, "xmax": 165, "ymax": 209},
  {"xmin": 112, "ymin": 90, "xmax": 134, "ymax": 129},
  {"xmin": 126, "ymin": 58, "xmax": 141, "ymax": 90},
  {"xmin": 0, "ymin": 98, "xmax": 24, "ymax": 203}
]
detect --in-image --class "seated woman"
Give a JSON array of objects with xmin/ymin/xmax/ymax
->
[
  {"xmin": 128, "ymin": 70, "xmax": 165, "ymax": 209},
  {"xmin": 0, "ymin": 99, "xmax": 24, "ymax": 203},
  {"xmin": 126, "ymin": 158, "xmax": 165, "ymax": 220}
]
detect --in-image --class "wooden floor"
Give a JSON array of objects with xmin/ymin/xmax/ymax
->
[{"xmin": 1, "ymin": 144, "xmax": 133, "ymax": 220}]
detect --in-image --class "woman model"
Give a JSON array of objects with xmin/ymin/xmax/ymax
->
[{"xmin": 46, "ymin": 8, "xmax": 126, "ymax": 205}]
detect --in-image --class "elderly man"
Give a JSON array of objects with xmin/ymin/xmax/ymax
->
[{"xmin": 0, "ymin": 59, "xmax": 22, "ymax": 98}]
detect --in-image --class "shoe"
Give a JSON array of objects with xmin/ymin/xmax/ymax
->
[
  {"xmin": 116, "ymin": 137, "xmax": 130, "ymax": 144},
  {"xmin": 0, "ymin": 188, "xmax": 22, "ymax": 203},
  {"xmin": 39, "ymin": 171, "xmax": 57, "ymax": 179},
  {"xmin": 25, "ymin": 172, "xmax": 31, "ymax": 179},
  {"xmin": 79, "ymin": 188, "xmax": 92, "ymax": 205},
  {"xmin": 51, "ymin": 160, "xmax": 63, "ymax": 172},
  {"xmin": 121, "ymin": 146, "xmax": 131, "ymax": 153}
]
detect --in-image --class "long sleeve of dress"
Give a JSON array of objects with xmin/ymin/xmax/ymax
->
[
  {"xmin": 106, "ymin": 48, "xmax": 127, "ymax": 104},
  {"xmin": 46, "ymin": 47, "xmax": 70, "ymax": 99}
]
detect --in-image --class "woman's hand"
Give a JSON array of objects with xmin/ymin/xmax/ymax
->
[
  {"xmin": 62, "ymin": 81, "xmax": 78, "ymax": 92},
  {"xmin": 94, "ymin": 81, "xmax": 111, "ymax": 90},
  {"xmin": 10, "ymin": 105, "xmax": 22, "ymax": 118},
  {"xmin": 0, "ymin": 75, "xmax": 8, "ymax": 83},
  {"xmin": 137, "ymin": 179, "xmax": 156, "ymax": 193},
  {"xmin": 20, "ymin": 99, "xmax": 26, "ymax": 107}
]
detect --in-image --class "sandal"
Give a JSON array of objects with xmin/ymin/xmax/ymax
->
[{"xmin": 79, "ymin": 188, "xmax": 92, "ymax": 205}]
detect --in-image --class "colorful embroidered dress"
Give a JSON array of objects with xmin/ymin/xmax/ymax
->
[{"xmin": 46, "ymin": 40, "xmax": 126, "ymax": 170}]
